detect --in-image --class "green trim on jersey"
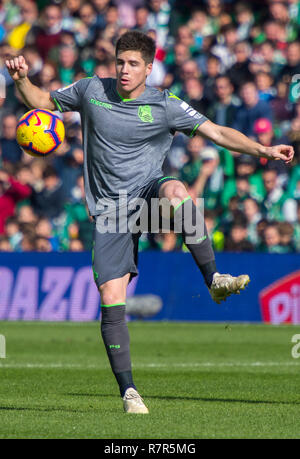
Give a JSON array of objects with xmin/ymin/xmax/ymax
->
[
  {"xmin": 158, "ymin": 176, "xmax": 178, "ymax": 183},
  {"xmin": 101, "ymin": 303, "xmax": 126, "ymax": 307},
  {"xmin": 189, "ymin": 123, "xmax": 200, "ymax": 137},
  {"xmin": 174, "ymin": 196, "xmax": 192, "ymax": 213},
  {"xmin": 53, "ymin": 97, "xmax": 63, "ymax": 112},
  {"xmin": 168, "ymin": 92, "xmax": 181, "ymax": 100},
  {"xmin": 117, "ymin": 90, "xmax": 137, "ymax": 102}
]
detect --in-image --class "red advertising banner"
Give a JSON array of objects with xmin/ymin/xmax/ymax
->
[{"xmin": 259, "ymin": 271, "xmax": 300, "ymax": 324}]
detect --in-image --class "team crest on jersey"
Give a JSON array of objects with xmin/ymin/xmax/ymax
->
[{"xmin": 138, "ymin": 105, "xmax": 154, "ymax": 123}]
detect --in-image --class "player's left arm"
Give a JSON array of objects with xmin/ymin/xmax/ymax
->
[{"xmin": 196, "ymin": 119, "xmax": 294, "ymax": 164}]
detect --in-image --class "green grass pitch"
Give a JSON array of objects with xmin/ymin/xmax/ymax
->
[{"xmin": 0, "ymin": 321, "xmax": 300, "ymax": 439}]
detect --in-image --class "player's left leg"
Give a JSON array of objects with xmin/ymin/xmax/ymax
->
[{"xmin": 159, "ymin": 180, "xmax": 250, "ymax": 303}]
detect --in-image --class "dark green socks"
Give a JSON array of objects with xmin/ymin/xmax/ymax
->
[
  {"xmin": 100, "ymin": 303, "xmax": 136, "ymax": 397},
  {"xmin": 174, "ymin": 197, "xmax": 217, "ymax": 287}
]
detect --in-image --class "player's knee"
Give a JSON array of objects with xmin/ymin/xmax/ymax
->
[
  {"xmin": 162, "ymin": 181, "xmax": 188, "ymax": 203},
  {"xmin": 99, "ymin": 285, "xmax": 125, "ymax": 306}
]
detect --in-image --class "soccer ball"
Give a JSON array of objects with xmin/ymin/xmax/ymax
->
[{"xmin": 16, "ymin": 109, "xmax": 65, "ymax": 157}]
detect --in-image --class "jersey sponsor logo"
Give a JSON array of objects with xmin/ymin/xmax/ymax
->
[
  {"xmin": 89, "ymin": 98, "xmax": 112, "ymax": 109},
  {"xmin": 138, "ymin": 105, "xmax": 154, "ymax": 123},
  {"xmin": 180, "ymin": 101, "xmax": 202, "ymax": 119}
]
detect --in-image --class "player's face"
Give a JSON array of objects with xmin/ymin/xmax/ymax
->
[{"xmin": 116, "ymin": 50, "xmax": 152, "ymax": 98}]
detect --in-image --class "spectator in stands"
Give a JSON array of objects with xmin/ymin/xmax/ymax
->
[
  {"xmin": 253, "ymin": 118, "xmax": 289, "ymax": 183},
  {"xmin": 271, "ymin": 80, "xmax": 293, "ymax": 127},
  {"xmin": 181, "ymin": 145, "xmax": 222, "ymax": 209},
  {"xmin": 278, "ymin": 221, "xmax": 295, "ymax": 252},
  {"xmin": 36, "ymin": 216, "xmax": 60, "ymax": 251},
  {"xmin": 58, "ymin": 45, "xmax": 83, "ymax": 86},
  {"xmin": 233, "ymin": 81, "xmax": 273, "ymax": 137},
  {"xmin": 287, "ymin": 158, "xmax": 300, "ymax": 201},
  {"xmin": 263, "ymin": 222, "xmax": 287, "ymax": 253},
  {"xmin": 179, "ymin": 135, "xmax": 204, "ymax": 189},
  {"xmin": 0, "ymin": 114, "xmax": 23, "ymax": 164},
  {"xmin": 147, "ymin": 0, "xmax": 171, "ymax": 49},
  {"xmin": 243, "ymin": 197, "xmax": 262, "ymax": 248},
  {"xmin": 36, "ymin": 236, "xmax": 53, "ymax": 252},
  {"xmin": 206, "ymin": 75, "xmax": 241, "ymax": 126},
  {"xmin": 163, "ymin": 43, "xmax": 192, "ymax": 94},
  {"xmin": 26, "ymin": 4, "xmax": 63, "ymax": 61},
  {"xmin": 4, "ymin": 216, "xmax": 22, "ymax": 250},
  {"xmin": 183, "ymin": 77, "xmax": 208, "ymax": 116},
  {"xmin": 20, "ymin": 231, "xmax": 36, "ymax": 251},
  {"xmin": 262, "ymin": 169, "xmax": 295, "ymax": 222},
  {"xmin": 255, "ymin": 71, "xmax": 276, "ymax": 102},
  {"xmin": 235, "ymin": 2, "xmax": 254, "ymax": 41},
  {"xmin": 293, "ymin": 201, "xmax": 300, "ymax": 251},
  {"xmin": 69, "ymin": 238, "xmax": 84, "ymax": 251},
  {"xmin": 91, "ymin": 0, "xmax": 111, "ymax": 30},
  {"xmin": 0, "ymin": 236, "xmax": 12, "ymax": 251},
  {"xmin": 7, "ymin": 0, "xmax": 38, "ymax": 52},
  {"xmin": 227, "ymin": 40, "xmax": 252, "ymax": 91},
  {"xmin": 134, "ymin": 6, "xmax": 150, "ymax": 34},
  {"xmin": 212, "ymin": 23, "xmax": 238, "ymax": 70},
  {"xmin": 31, "ymin": 165, "xmax": 66, "ymax": 219},
  {"xmin": 0, "ymin": 169, "xmax": 31, "ymax": 234},
  {"xmin": 37, "ymin": 61, "xmax": 58, "ymax": 91},
  {"xmin": 204, "ymin": 208, "xmax": 225, "ymax": 251},
  {"xmin": 221, "ymin": 155, "xmax": 264, "ymax": 209},
  {"xmin": 224, "ymin": 216, "xmax": 255, "ymax": 252},
  {"xmin": 77, "ymin": 1, "xmax": 100, "ymax": 47},
  {"xmin": 17, "ymin": 205, "xmax": 37, "ymax": 226},
  {"xmin": 188, "ymin": 8, "xmax": 214, "ymax": 50},
  {"xmin": 279, "ymin": 41, "xmax": 300, "ymax": 84},
  {"xmin": 259, "ymin": 40, "xmax": 285, "ymax": 79},
  {"xmin": 203, "ymin": 54, "xmax": 222, "ymax": 103}
]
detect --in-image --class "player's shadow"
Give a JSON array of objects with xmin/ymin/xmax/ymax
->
[
  {"xmin": 0, "ymin": 405, "xmax": 92, "ymax": 413},
  {"xmin": 66, "ymin": 393, "xmax": 300, "ymax": 406},
  {"xmin": 145, "ymin": 395, "xmax": 300, "ymax": 405}
]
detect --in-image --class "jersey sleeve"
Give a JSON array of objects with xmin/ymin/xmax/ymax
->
[
  {"xmin": 164, "ymin": 90, "xmax": 208, "ymax": 137},
  {"xmin": 50, "ymin": 77, "xmax": 93, "ymax": 112}
]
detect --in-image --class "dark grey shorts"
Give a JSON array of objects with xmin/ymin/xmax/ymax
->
[{"xmin": 92, "ymin": 176, "xmax": 178, "ymax": 288}]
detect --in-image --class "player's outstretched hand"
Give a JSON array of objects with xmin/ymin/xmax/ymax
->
[
  {"xmin": 262, "ymin": 145, "xmax": 294, "ymax": 164},
  {"xmin": 5, "ymin": 55, "xmax": 28, "ymax": 81}
]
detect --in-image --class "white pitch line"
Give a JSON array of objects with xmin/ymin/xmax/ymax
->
[{"xmin": 0, "ymin": 362, "xmax": 299, "ymax": 369}]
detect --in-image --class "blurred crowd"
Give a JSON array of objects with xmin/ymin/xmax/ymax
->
[{"xmin": 0, "ymin": 0, "xmax": 300, "ymax": 254}]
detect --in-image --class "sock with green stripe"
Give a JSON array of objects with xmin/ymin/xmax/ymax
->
[
  {"xmin": 100, "ymin": 303, "xmax": 136, "ymax": 397},
  {"xmin": 174, "ymin": 197, "xmax": 217, "ymax": 287}
]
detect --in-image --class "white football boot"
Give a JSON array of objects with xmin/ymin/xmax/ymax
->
[
  {"xmin": 123, "ymin": 388, "xmax": 149, "ymax": 414},
  {"xmin": 209, "ymin": 272, "xmax": 250, "ymax": 304}
]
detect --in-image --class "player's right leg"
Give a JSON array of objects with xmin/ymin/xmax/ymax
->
[
  {"xmin": 99, "ymin": 276, "xmax": 148, "ymax": 414},
  {"xmin": 92, "ymin": 222, "xmax": 148, "ymax": 413}
]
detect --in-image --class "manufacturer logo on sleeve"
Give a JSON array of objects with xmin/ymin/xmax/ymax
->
[{"xmin": 138, "ymin": 105, "xmax": 154, "ymax": 123}]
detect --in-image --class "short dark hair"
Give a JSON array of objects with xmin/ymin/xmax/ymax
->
[
  {"xmin": 43, "ymin": 165, "xmax": 58, "ymax": 179},
  {"xmin": 116, "ymin": 31, "xmax": 156, "ymax": 64}
]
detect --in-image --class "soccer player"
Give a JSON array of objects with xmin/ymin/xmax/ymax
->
[{"xmin": 6, "ymin": 31, "xmax": 294, "ymax": 414}]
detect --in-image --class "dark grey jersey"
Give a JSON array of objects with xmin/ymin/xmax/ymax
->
[{"xmin": 50, "ymin": 77, "xmax": 207, "ymax": 216}]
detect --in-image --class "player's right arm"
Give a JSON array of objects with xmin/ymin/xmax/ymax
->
[{"xmin": 5, "ymin": 56, "xmax": 56, "ymax": 111}]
